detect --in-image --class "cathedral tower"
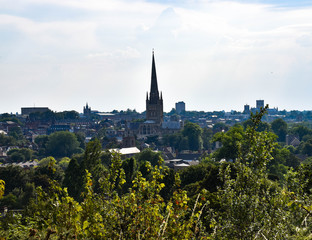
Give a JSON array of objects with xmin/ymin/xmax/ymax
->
[{"xmin": 146, "ymin": 51, "xmax": 163, "ymax": 124}]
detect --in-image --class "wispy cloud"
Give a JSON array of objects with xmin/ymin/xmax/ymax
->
[{"xmin": 1, "ymin": 0, "xmax": 312, "ymax": 113}]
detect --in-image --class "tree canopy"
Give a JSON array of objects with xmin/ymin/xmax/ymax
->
[{"xmin": 46, "ymin": 131, "xmax": 81, "ymax": 158}]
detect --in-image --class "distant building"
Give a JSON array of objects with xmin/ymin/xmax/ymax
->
[
  {"xmin": 83, "ymin": 103, "xmax": 91, "ymax": 117},
  {"xmin": 47, "ymin": 124, "xmax": 71, "ymax": 134},
  {"xmin": 128, "ymin": 51, "xmax": 181, "ymax": 138},
  {"xmin": 256, "ymin": 100, "xmax": 264, "ymax": 110},
  {"xmin": 137, "ymin": 51, "xmax": 164, "ymax": 137},
  {"xmin": 109, "ymin": 147, "xmax": 140, "ymax": 158},
  {"xmin": 286, "ymin": 134, "xmax": 300, "ymax": 147},
  {"xmin": 175, "ymin": 101, "xmax": 185, "ymax": 114},
  {"xmin": 122, "ymin": 135, "xmax": 136, "ymax": 148},
  {"xmin": 145, "ymin": 51, "xmax": 163, "ymax": 124},
  {"xmin": 21, "ymin": 107, "xmax": 50, "ymax": 116},
  {"xmin": 243, "ymin": 104, "xmax": 250, "ymax": 114}
]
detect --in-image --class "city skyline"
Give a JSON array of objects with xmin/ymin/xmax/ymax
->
[{"xmin": 1, "ymin": 0, "xmax": 312, "ymax": 113}]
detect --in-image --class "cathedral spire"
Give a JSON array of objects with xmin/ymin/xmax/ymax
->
[
  {"xmin": 146, "ymin": 50, "xmax": 163, "ymax": 124},
  {"xmin": 150, "ymin": 50, "xmax": 159, "ymax": 102}
]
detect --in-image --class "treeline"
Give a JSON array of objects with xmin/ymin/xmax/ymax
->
[
  {"xmin": 3, "ymin": 109, "xmax": 312, "ymax": 238},
  {"xmin": 27, "ymin": 110, "xmax": 79, "ymax": 121}
]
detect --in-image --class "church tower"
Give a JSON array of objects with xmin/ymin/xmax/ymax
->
[{"xmin": 146, "ymin": 51, "xmax": 163, "ymax": 124}]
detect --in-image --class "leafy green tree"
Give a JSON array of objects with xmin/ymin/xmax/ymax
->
[
  {"xmin": 46, "ymin": 131, "xmax": 81, "ymax": 158},
  {"xmin": 63, "ymin": 139, "xmax": 106, "ymax": 200},
  {"xmin": 8, "ymin": 151, "xmax": 25, "ymax": 162},
  {"xmin": 271, "ymin": 118, "xmax": 288, "ymax": 142},
  {"xmin": 0, "ymin": 113, "xmax": 22, "ymax": 125},
  {"xmin": 75, "ymin": 131, "xmax": 86, "ymax": 149},
  {"xmin": 121, "ymin": 157, "xmax": 137, "ymax": 193},
  {"xmin": 35, "ymin": 157, "xmax": 65, "ymax": 186},
  {"xmin": 243, "ymin": 118, "xmax": 270, "ymax": 132},
  {"xmin": 81, "ymin": 138, "xmax": 102, "ymax": 171},
  {"xmin": 268, "ymin": 147, "xmax": 289, "ymax": 180},
  {"xmin": 107, "ymin": 137, "xmax": 122, "ymax": 149},
  {"xmin": 7, "ymin": 148, "xmax": 34, "ymax": 162},
  {"xmin": 178, "ymin": 136, "xmax": 189, "ymax": 151},
  {"xmin": 162, "ymin": 132, "xmax": 183, "ymax": 150},
  {"xmin": 58, "ymin": 157, "xmax": 71, "ymax": 170},
  {"xmin": 182, "ymin": 121, "xmax": 203, "ymax": 151},
  {"xmin": 101, "ymin": 150, "xmax": 112, "ymax": 167},
  {"xmin": 34, "ymin": 134, "xmax": 49, "ymax": 156},
  {"xmin": 136, "ymin": 148, "xmax": 162, "ymax": 166},
  {"xmin": 290, "ymin": 124, "xmax": 312, "ymax": 140},
  {"xmin": 202, "ymin": 128, "xmax": 213, "ymax": 150},
  {"xmin": 0, "ymin": 166, "xmax": 31, "ymax": 194},
  {"xmin": 81, "ymin": 138, "xmax": 106, "ymax": 193},
  {"xmin": 213, "ymin": 122, "xmax": 229, "ymax": 133},
  {"xmin": 0, "ymin": 133, "xmax": 16, "ymax": 146},
  {"xmin": 55, "ymin": 110, "xmax": 79, "ymax": 120},
  {"xmin": 302, "ymin": 139, "xmax": 312, "ymax": 156},
  {"xmin": 210, "ymin": 106, "xmax": 292, "ymax": 239},
  {"xmin": 0, "ymin": 166, "xmax": 36, "ymax": 210},
  {"xmin": 212, "ymin": 125, "xmax": 244, "ymax": 161},
  {"xmin": 8, "ymin": 126, "xmax": 24, "ymax": 141},
  {"xmin": 63, "ymin": 158, "xmax": 82, "ymax": 200},
  {"xmin": 0, "ymin": 193, "xmax": 18, "ymax": 209}
]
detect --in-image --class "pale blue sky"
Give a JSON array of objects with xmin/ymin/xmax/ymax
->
[{"xmin": 1, "ymin": 0, "xmax": 312, "ymax": 114}]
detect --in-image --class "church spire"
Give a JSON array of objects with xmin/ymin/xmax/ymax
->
[
  {"xmin": 146, "ymin": 50, "xmax": 163, "ymax": 124},
  {"xmin": 150, "ymin": 50, "xmax": 159, "ymax": 103}
]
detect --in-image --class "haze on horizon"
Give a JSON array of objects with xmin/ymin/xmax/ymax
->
[{"xmin": 1, "ymin": 0, "xmax": 312, "ymax": 114}]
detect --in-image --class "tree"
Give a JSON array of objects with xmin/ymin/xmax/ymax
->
[
  {"xmin": 182, "ymin": 121, "xmax": 203, "ymax": 151},
  {"xmin": 63, "ymin": 158, "xmax": 82, "ymax": 200},
  {"xmin": 0, "ymin": 133, "xmax": 16, "ymax": 146},
  {"xmin": 302, "ymin": 139, "xmax": 312, "ymax": 156},
  {"xmin": 46, "ymin": 131, "xmax": 80, "ymax": 158},
  {"xmin": 202, "ymin": 128, "xmax": 213, "ymax": 150},
  {"xmin": 7, "ymin": 148, "xmax": 34, "ymax": 162},
  {"xmin": 122, "ymin": 157, "xmax": 137, "ymax": 193},
  {"xmin": 243, "ymin": 118, "xmax": 270, "ymax": 132},
  {"xmin": 75, "ymin": 132, "xmax": 86, "ymax": 149},
  {"xmin": 8, "ymin": 126, "xmax": 24, "ymax": 141},
  {"xmin": 212, "ymin": 125, "xmax": 244, "ymax": 161},
  {"xmin": 81, "ymin": 138, "xmax": 102, "ymax": 171},
  {"xmin": 290, "ymin": 124, "xmax": 312, "ymax": 140},
  {"xmin": 58, "ymin": 157, "xmax": 71, "ymax": 170},
  {"xmin": 213, "ymin": 122, "xmax": 229, "ymax": 133},
  {"xmin": 136, "ymin": 148, "xmax": 162, "ymax": 166},
  {"xmin": 34, "ymin": 135, "xmax": 49, "ymax": 156},
  {"xmin": 35, "ymin": 157, "xmax": 65, "ymax": 185},
  {"xmin": 0, "ymin": 165, "xmax": 31, "ymax": 194},
  {"xmin": 210, "ymin": 106, "xmax": 293, "ymax": 239},
  {"xmin": 271, "ymin": 118, "xmax": 288, "ymax": 142},
  {"xmin": 162, "ymin": 132, "xmax": 183, "ymax": 150}
]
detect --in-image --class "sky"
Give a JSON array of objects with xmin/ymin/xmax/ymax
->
[{"xmin": 1, "ymin": 0, "xmax": 312, "ymax": 114}]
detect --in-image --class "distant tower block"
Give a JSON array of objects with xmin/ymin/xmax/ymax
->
[
  {"xmin": 256, "ymin": 100, "xmax": 264, "ymax": 110},
  {"xmin": 243, "ymin": 104, "xmax": 250, "ymax": 114},
  {"xmin": 175, "ymin": 101, "xmax": 185, "ymax": 114}
]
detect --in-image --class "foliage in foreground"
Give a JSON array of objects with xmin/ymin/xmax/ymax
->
[{"xmin": 0, "ymin": 155, "xmax": 207, "ymax": 239}]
